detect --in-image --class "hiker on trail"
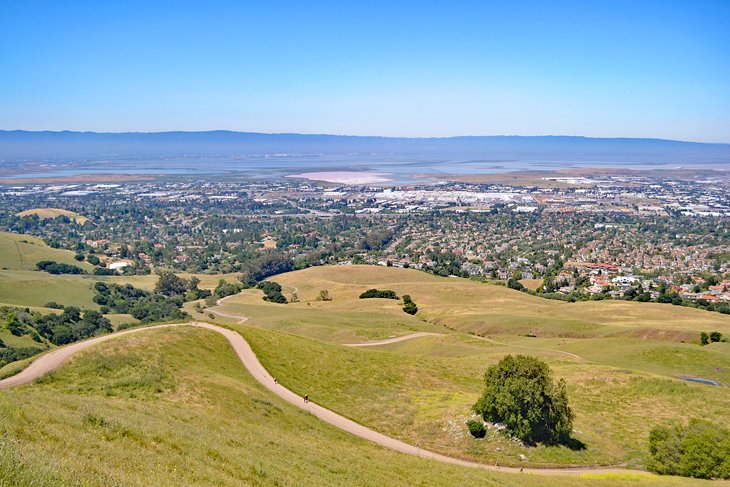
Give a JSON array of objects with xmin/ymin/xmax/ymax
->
[
  {"xmin": 304, "ymin": 393, "xmax": 309, "ymax": 403},
  {"xmin": 273, "ymin": 377, "xmax": 278, "ymax": 384}
]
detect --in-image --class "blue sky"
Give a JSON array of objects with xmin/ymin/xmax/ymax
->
[{"xmin": 1, "ymin": 1, "xmax": 729, "ymax": 142}]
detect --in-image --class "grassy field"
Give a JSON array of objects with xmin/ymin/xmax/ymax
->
[
  {"xmin": 16, "ymin": 207, "xmax": 90, "ymax": 224},
  {"xmin": 267, "ymin": 266, "xmax": 730, "ymax": 341},
  {"xmin": 202, "ymin": 266, "xmax": 730, "ymax": 470},
  {"xmin": 237, "ymin": 325, "xmax": 730, "ymax": 469},
  {"xmin": 0, "ymin": 326, "xmax": 717, "ymax": 486},
  {"xmin": 0, "ymin": 231, "xmax": 94, "ymax": 272},
  {"xmin": 2, "ymin": 263, "xmax": 729, "ymax": 483},
  {"xmin": 0, "ymin": 270, "xmax": 100, "ymax": 309}
]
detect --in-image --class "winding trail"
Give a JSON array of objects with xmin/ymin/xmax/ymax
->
[
  {"xmin": 0, "ymin": 322, "xmax": 645, "ymax": 477},
  {"xmin": 344, "ymin": 332, "xmax": 444, "ymax": 347},
  {"xmin": 472, "ymin": 335, "xmax": 584, "ymax": 361},
  {"xmin": 207, "ymin": 295, "xmax": 249, "ymax": 324}
]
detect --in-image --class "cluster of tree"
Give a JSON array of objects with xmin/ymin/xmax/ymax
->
[
  {"xmin": 0, "ymin": 306, "xmax": 112, "ymax": 367},
  {"xmin": 473, "ymin": 355, "xmax": 574, "ymax": 445},
  {"xmin": 154, "ymin": 271, "xmax": 211, "ymax": 301},
  {"xmin": 213, "ymin": 279, "xmax": 242, "ymax": 299},
  {"xmin": 256, "ymin": 281, "xmax": 287, "ymax": 304},
  {"xmin": 648, "ymin": 419, "xmax": 730, "ymax": 479},
  {"xmin": 359, "ymin": 289, "xmax": 399, "ymax": 299},
  {"xmin": 35, "ymin": 260, "xmax": 85, "ymax": 275},
  {"xmin": 402, "ymin": 294, "xmax": 418, "ymax": 315},
  {"xmin": 358, "ymin": 229, "xmax": 394, "ymax": 251},
  {"xmin": 507, "ymin": 278, "xmax": 525, "ymax": 291},
  {"xmin": 239, "ymin": 252, "xmax": 294, "ymax": 287},
  {"xmin": 93, "ymin": 282, "xmax": 189, "ymax": 323},
  {"xmin": 317, "ymin": 289, "xmax": 332, "ymax": 301},
  {"xmin": 700, "ymin": 331, "xmax": 724, "ymax": 345}
]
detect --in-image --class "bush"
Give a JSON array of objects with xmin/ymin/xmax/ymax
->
[
  {"xmin": 402, "ymin": 295, "xmax": 418, "ymax": 315},
  {"xmin": 700, "ymin": 332, "xmax": 710, "ymax": 345},
  {"xmin": 648, "ymin": 419, "xmax": 730, "ymax": 479},
  {"xmin": 43, "ymin": 301, "xmax": 64, "ymax": 309},
  {"xmin": 473, "ymin": 355, "xmax": 573, "ymax": 444},
  {"xmin": 257, "ymin": 281, "xmax": 287, "ymax": 304},
  {"xmin": 35, "ymin": 260, "xmax": 85, "ymax": 275},
  {"xmin": 74, "ymin": 253, "xmax": 85, "ymax": 261},
  {"xmin": 466, "ymin": 419, "xmax": 486, "ymax": 438},
  {"xmin": 317, "ymin": 289, "xmax": 332, "ymax": 301},
  {"xmin": 709, "ymin": 331, "xmax": 723, "ymax": 343},
  {"xmin": 93, "ymin": 267, "xmax": 116, "ymax": 276},
  {"xmin": 359, "ymin": 289, "xmax": 398, "ymax": 299},
  {"xmin": 213, "ymin": 279, "xmax": 241, "ymax": 299},
  {"xmin": 507, "ymin": 278, "xmax": 525, "ymax": 291}
]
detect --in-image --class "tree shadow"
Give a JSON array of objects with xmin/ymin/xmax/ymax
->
[{"xmin": 560, "ymin": 435, "xmax": 587, "ymax": 451}]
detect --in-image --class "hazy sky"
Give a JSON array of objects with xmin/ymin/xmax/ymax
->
[{"xmin": 1, "ymin": 1, "xmax": 729, "ymax": 142}]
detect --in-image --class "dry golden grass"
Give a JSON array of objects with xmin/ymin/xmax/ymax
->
[{"xmin": 16, "ymin": 208, "xmax": 89, "ymax": 224}]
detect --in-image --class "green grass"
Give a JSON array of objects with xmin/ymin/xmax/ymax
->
[
  {"xmin": 2, "ymin": 264, "xmax": 729, "ymax": 484},
  {"xmin": 0, "ymin": 270, "xmax": 99, "ymax": 309},
  {"xmin": 1, "ymin": 327, "xmax": 709, "ymax": 486},
  {"xmin": 198, "ymin": 266, "xmax": 730, "ymax": 470},
  {"xmin": 235, "ymin": 325, "xmax": 730, "ymax": 469},
  {"xmin": 0, "ymin": 231, "xmax": 94, "ymax": 272}
]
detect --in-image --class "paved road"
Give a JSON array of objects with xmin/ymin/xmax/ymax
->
[{"xmin": 0, "ymin": 322, "xmax": 646, "ymax": 477}]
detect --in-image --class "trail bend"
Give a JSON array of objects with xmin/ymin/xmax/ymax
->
[{"xmin": 0, "ymin": 322, "xmax": 645, "ymax": 477}]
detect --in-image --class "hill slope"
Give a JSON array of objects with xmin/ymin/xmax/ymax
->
[
  {"xmin": 0, "ymin": 326, "xmax": 714, "ymax": 486},
  {"xmin": 16, "ymin": 208, "xmax": 89, "ymax": 224},
  {"xmin": 0, "ymin": 232, "xmax": 93, "ymax": 272}
]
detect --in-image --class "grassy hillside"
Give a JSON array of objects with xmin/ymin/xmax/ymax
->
[
  {"xmin": 16, "ymin": 207, "xmax": 90, "ymax": 224},
  {"xmin": 201, "ymin": 266, "xmax": 730, "ymax": 469},
  {"xmin": 0, "ymin": 270, "xmax": 99, "ymax": 309},
  {"xmin": 237, "ymin": 325, "xmax": 730, "ymax": 469},
  {"xmin": 0, "ymin": 232, "xmax": 94, "ymax": 272},
  {"xmin": 0, "ymin": 326, "xmax": 713, "ymax": 486},
  {"xmin": 270, "ymin": 266, "xmax": 730, "ymax": 340}
]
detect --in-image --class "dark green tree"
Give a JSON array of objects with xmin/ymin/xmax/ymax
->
[
  {"xmin": 474, "ymin": 355, "xmax": 574, "ymax": 444},
  {"xmin": 648, "ymin": 419, "xmax": 730, "ymax": 479}
]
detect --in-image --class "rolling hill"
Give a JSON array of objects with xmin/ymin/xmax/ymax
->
[{"xmin": 16, "ymin": 208, "xmax": 89, "ymax": 224}]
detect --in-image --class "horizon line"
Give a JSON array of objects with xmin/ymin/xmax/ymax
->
[{"xmin": 1, "ymin": 129, "xmax": 728, "ymax": 146}]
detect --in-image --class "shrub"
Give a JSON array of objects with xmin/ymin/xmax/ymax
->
[
  {"xmin": 257, "ymin": 281, "xmax": 288, "ymax": 304},
  {"xmin": 93, "ymin": 267, "xmax": 116, "ymax": 276},
  {"xmin": 402, "ymin": 295, "xmax": 418, "ymax": 315},
  {"xmin": 43, "ymin": 301, "xmax": 64, "ymax": 309},
  {"xmin": 317, "ymin": 289, "xmax": 332, "ymax": 301},
  {"xmin": 35, "ymin": 260, "xmax": 85, "ymax": 275},
  {"xmin": 700, "ymin": 332, "xmax": 709, "ymax": 345},
  {"xmin": 359, "ymin": 289, "xmax": 398, "ymax": 299},
  {"xmin": 466, "ymin": 419, "xmax": 486, "ymax": 438},
  {"xmin": 74, "ymin": 253, "xmax": 85, "ymax": 261},
  {"xmin": 648, "ymin": 419, "xmax": 730, "ymax": 479},
  {"xmin": 507, "ymin": 278, "xmax": 525, "ymax": 291},
  {"xmin": 473, "ymin": 355, "xmax": 573, "ymax": 444},
  {"xmin": 709, "ymin": 331, "xmax": 723, "ymax": 343}
]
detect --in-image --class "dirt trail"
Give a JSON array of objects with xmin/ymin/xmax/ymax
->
[
  {"xmin": 473, "ymin": 335, "xmax": 584, "ymax": 361},
  {"xmin": 207, "ymin": 295, "xmax": 249, "ymax": 323},
  {"xmin": 0, "ymin": 322, "xmax": 646, "ymax": 477},
  {"xmin": 344, "ymin": 332, "xmax": 444, "ymax": 347}
]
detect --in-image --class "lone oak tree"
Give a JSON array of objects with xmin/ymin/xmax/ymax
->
[{"xmin": 474, "ymin": 354, "xmax": 573, "ymax": 445}]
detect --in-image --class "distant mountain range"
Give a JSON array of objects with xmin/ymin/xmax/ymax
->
[{"xmin": 1, "ymin": 130, "xmax": 729, "ymax": 164}]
